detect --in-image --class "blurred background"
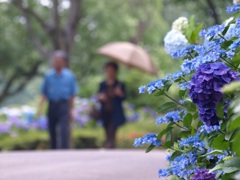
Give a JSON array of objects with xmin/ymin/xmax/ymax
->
[{"xmin": 0, "ymin": 0, "xmax": 232, "ymax": 151}]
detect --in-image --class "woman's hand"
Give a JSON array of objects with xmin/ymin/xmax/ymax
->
[
  {"xmin": 98, "ymin": 93, "xmax": 107, "ymax": 102},
  {"xmin": 114, "ymin": 85, "xmax": 124, "ymax": 97}
]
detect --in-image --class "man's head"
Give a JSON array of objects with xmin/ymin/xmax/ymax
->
[
  {"xmin": 105, "ymin": 61, "xmax": 118, "ymax": 79},
  {"xmin": 52, "ymin": 50, "xmax": 68, "ymax": 71}
]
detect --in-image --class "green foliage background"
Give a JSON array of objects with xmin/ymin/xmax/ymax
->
[{"xmin": 0, "ymin": 0, "xmax": 232, "ymax": 109}]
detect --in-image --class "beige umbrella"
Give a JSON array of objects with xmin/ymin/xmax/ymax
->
[{"xmin": 97, "ymin": 42, "xmax": 158, "ymax": 75}]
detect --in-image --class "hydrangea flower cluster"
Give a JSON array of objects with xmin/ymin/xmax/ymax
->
[
  {"xmin": 136, "ymin": 3, "xmax": 240, "ymax": 180},
  {"xmin": 226, "ymin": 4, "xmax": 240, "ymax": 14},
  {"xmin": 172, "ymin": 17, "xmax": 188, "ymax": 31},
  {"xmin": 159, "ymin": 152, "xmax": 198, "ymax": 179},
  {"xmin": 191, "ymin": 169, "xmax": 216, "ymax": 180},
  {"xmin": 133, "ymin": 134, "xmax": 161, "ymax": 147},
  {"xmin": 164, "ymin": 30, "xmax": 188, "ymax": 57},
  {"xmin": 179, "ymin": 133, "xmax": 205, "ymax": 149},
  {"xmin": 198, "ymin": 125, "xmax": 220, "ymax": 134},
  {"xmin": 180, "ymin": 40, "xmax": 225, "ymax": 75},
  {"xmin": 156, "ymin": 110, "xmax": 186, "ymax": 125},
  {"xmin": 199, "ymin": 24, "xmax": 225, "ymax": 38},
  {"xmin": 164, "ymin": 17, "xmax": 189, "ymax": 57},
  {"xmin": 189, "ymin": 62, "xmax": 238, "ymax": 126}
]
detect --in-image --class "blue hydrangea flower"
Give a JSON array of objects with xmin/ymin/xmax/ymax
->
[
  {"xmin": 156, "ymin": 110, "xmax": 186, "ymax": 125},
  {"xmin": 198, "ymin": 125, "xmax": 220, "ymax": 134},
  {"xmin": 139, "ymin": 85, "xmax": 146, "ymax": 94},
  {"xmin": 159, "ymin": 152, "xmax": 199, "ymax": 179},
  {"xmin": 193, "ymin": 39, "xmax": 223, "ymax": 57},
  {"xmin": 179, "ymin": 100, "xmax": 186, "ymax": 105},
  {"xmin": 191, "ymin": 169, "xmax": 216, "ymax": 180},
  {"xmin": 172, "ymin": 45, "xmax": 195, "ymax": 59},
  {"xmin": 226, "ymin": 50, "xmax": 235, "ymax": 58},
  {"xmin": 178, "ymin": 81, "xmax": 190, "ymax": 90},
  {"xmin": 199, "ymin": 24, "xmax": 225, "ymax": 38},
  {"xmin": 172, "ymin": 70, "xmax": 185, "ymax": 80},
  {"xmin": 229, "ymin": 38, "xmax": 240, "ymax": 51},
  {"xmin": 147, "ymin": 86, "xmax": 156, "ymax": 94},
  {"xmin": 181, "ymin": 59, "xmax": 195, "ymax": 74},
  {"xmin": 146, "ymin": 79, "xmax": 167, "ymax": 94},
  {"xmin": 236, "ymin": 18, "xmax": 240, "ymax": 27},
  {"xmin": 189, "ymin": 62, "xmax": 239, "ymax": 126},
  {"xmin": 179, "ymin": 133, "xmax": 205, "ymax": 149},
  {"xmin": 133, "ymin": 134, "xmax": 161, "ymax": 147},
  {"xmin": 226, "ymin": 4, "xmax": 240, "ymax": 14},
  {"xmin": 225, "ymin": 25, "xmax": 240, "ymax": 40}
]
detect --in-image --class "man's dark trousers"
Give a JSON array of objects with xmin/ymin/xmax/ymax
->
[{"xmin": 47, "ymin": 100, "xmax": 70, "ymax": 149}]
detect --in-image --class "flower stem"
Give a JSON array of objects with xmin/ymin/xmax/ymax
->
[
  {"xmin": 180, "ymin": 77, "xmax": 187, "ymax": 82},
  {"xmin": 188, "ymin": 52, "xmax": 194, "ymax": 59},
  {"xmin": 218, "ymin": 34, "xmax": 227, "ymax": 41},
  {"xmin": 163, "ymin": 92, "xmax": 183, "ymax": 106},
  {"xmin": 173, "ymin": 122, "xmax": 189, "ymax": 131}
]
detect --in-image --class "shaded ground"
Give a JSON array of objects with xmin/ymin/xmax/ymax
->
[{"xmin": 0, "ymin": 149, "xmax": 167, "ymax": 180}]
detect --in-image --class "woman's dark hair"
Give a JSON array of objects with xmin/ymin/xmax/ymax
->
[{"xmin": 105, "ymin": 61, "xmax": 119, "ymax": 71}]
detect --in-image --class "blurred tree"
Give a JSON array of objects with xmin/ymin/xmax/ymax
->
[
  {"xmin": 0, "ymin": 3, "xmax": 43, "ymax": 103},
  {"xmin": 11, "ymin": 0, "xmax": 82, "ymax": 60},
  {"xmin": 0, "ymin": 0, "xmax": 172, "ymax": 106},
  {"xmin": 163, "ymin": 0, "xmax": 232, "ymax": 26}
]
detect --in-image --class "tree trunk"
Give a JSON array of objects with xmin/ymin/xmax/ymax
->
[{"xmin": 206, "ymin": 0, "xmax": 221, "ymax": 24}]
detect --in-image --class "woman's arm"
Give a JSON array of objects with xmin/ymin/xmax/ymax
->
[{"xmin": 98, "ymin": 82, "xmax": 107, "ymax": 102}]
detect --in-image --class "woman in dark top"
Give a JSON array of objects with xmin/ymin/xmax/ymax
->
[{"xmin": 98, "ymin": 62, "xmax": 126, "ymax": 148}]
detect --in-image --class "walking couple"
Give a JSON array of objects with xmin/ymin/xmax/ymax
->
[{"xmin": 38, "ymin": 51, "xmax": 126, "ymax": 149}]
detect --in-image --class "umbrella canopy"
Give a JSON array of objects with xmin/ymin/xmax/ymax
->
[{"xmin": 97, "ymin": 42, "xmax": 158, "ymax": 75}]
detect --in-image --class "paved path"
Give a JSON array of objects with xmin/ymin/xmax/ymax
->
[{"xmin": 0, "ymin": 150, "xmax": 168, "ymax": 180}]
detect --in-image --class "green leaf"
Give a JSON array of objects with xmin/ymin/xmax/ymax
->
[
  {"xmin": 185, "ymin": 100, "xmax": 197, "ymax": 112},
  {"xmin": 157, "ymin": 102, "xmax": 177, "ymax": 113},
  {"xmin": 231, "ymin": 131, "xmax": 240, "ymax": 156},
  {"xmin": 179, "ymin": 90, "xmax": 186, "ymax": 99},
  {"xmin": 154, "ymin": 89, "xmax": 165, "ymax": 96},
  {"xmin": 221, "ymin": 40, "xmax": 233, "ymax": 49},
  {"xmin": 146, "ymin": 144, "xmax": 155, "ymax": 153},
  {"xmin": 193, "ymin": 112, "xmax": 199, "ymax": 120},
  {"xmin": 182, "ymin": 113, "xmax": 193, "ymax": 128},
  {"xmin": 211, "ymin": 134, "xmax": 229, "ymax": 150},
  {"xmin": 170, "ymin": 151, "xmax": 182, "ymax": 160},
  {"xmin": 221, "ymin": 173, "xmax": 236, "ymax": 180},
  {"xmin": 222, "ymin": 157, "xmax": 240, "ymax": 173},
  {"xmin": 225, "ymin": 131, "xmax": 234, "ymax": 141},
  {"xmin": 209, "ymin": 163, "xmax": 224, "ymax": 173},
  {"xmin": 179, "ymin": 130, "xmax": 191, "ymax": 138},
  {"xmin": 216, "ymin": 101, "xmax": 224, "ymax": 119},
  {"xmin": 163, "ymin": 132, "xmax": 173, "ymax": 148},
  {"xmin": 228, "ymin": 116, "xmax": 240, "ymax": 132},
  {"xmin": 222, "ymin": 24, "xmax": 231, "ymax": 36},
  {"xmin": 157, "ymin": 125, "xmax": 174, "ymax": 140},
  {"xmin": 164, "ymin": 80, "xmax": 173, "ymax": 91},
  {"xmin": 203, "ymin": 150, "xmax": 224, "ymax": 157}
]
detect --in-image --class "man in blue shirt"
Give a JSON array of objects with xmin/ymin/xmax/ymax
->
[{"xmin": 38, "ymin": 50, "xmax": 78, "ymax": 149}]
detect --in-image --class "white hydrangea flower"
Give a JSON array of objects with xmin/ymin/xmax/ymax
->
[
  {"xmin": 172, "ymin": 17, "xmax": 188, "ymax": 31},
  {"xmin": 233, "ymin": 0, "xmax": 240, "ymax": 4},
  {"xmin": 164, "ymin": 29, "xmax": 188, "ymax": 56}
]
